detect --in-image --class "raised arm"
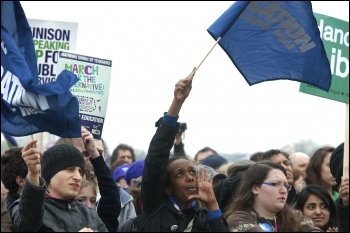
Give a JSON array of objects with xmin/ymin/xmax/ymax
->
[
  {"xmin": 141, "ymin": 68, "xmax": 195, "ymax": 215},
  {"xmin": 82, "ymin": 128, "xmax": 121, "ymax": 232},
  {"xmin": 21, "ymin": 140, "xmax": 41, "ymax": 186},
  {"xmin": 12, "ymin": 140, "xmax": 45, "ymax": 232},
  {"xmin": 167, "ymin": 68, "xmax": 194, "ymax": 117}
]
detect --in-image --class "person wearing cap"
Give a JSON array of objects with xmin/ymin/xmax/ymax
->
[
  {"xmin": 136, "ymin": 69, "xmax": 228, "ymax": 232},
  {"xmin": 226, "ymin": 159, "xmax": 256, "ymax": 178},
  {"xmin": 330, "ymin": 142, "xmax": 349, "ymax": 232},
  {"xmin": 55, "ymin": 128, "xmax": 121, "ymax": 232},
  {"xmin": 201, "ymin": 154, "xmax": 228, "ymax": 172},
  {"xmin": 113, "ymin": 163, "xmax": 130, "ymax": 190},
  {"xmin": 213, "ymin": 160, "xmax": 256, "ymax": 212},
  {"xmin": 112, "ymin": 163, "xmax": 137, "ymax": 226},
  {"xmin": 11, "ymin": 129, "xmax": 116, "ymax": 232},
  {"xmin": 125, "ymin": 160, "xmax": 144, "ymax": 187},
  {"xmin": 125, "ymin": 160, "xmax": 145, "ymax": 216}
]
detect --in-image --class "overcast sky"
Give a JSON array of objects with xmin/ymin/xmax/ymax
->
[{"xmin": 17, "ymin": 1, "xmax": 349, "ymax": 158}]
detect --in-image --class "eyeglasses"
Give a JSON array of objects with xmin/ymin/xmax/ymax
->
[{"xmin": 261, "ymin": 182, "xmax": 292, "ymax": 191}]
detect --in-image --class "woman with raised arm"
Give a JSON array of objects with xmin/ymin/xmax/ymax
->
[{"xmin": 135, "ymin": 68, "xmax": 228, "ymax": 232}]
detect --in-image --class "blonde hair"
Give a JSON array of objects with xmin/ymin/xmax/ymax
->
[
  {"xmin": 80, "ymin": 179, "xmax": 97, "ymax": 196},
  {"xmin": 217, "ymin": 163, "xmax": 232, "ymax": 176}
]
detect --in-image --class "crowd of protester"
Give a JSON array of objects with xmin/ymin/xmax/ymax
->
[{"xmin": 1, "ymin": 70, "xmax": 349, "ymax": 232}]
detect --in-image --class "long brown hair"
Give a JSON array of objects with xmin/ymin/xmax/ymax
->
[
  {"xmin": 224, "ymin": 161, "xmax": 304, "ymax": 231},
  {"xmin": 129, "ymin": 186, "xmax": 142, "ymax": 215},
  {"xmin": 305, "ymin": 146, "xmax": 335, "ymax": 187}
]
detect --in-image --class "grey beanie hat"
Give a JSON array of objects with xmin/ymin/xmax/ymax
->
[
  {"xmin": 42, "ymin": 144, "xmax": 85, "ymax": 184},
  {"xmin": 227, "ymin": 160, "xmax": 255, "ymax": 178}
]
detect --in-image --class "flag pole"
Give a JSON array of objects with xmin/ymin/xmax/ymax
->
[
  {"xmin": 39, "ymin": 132, "xmax": 44, "ymax": 153},
  {"xmin": 188, "ymin": 37, "xmax": 221, "ymax": 81},
  {"xmin": 344, "ymin": 103, "xmax": 349, "ymax": 177}
]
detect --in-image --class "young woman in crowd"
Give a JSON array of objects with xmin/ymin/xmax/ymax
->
[
  {"xmin": 305, "ymin": 146, "xmax": 338, "ymax": 200},
  {"xmin": 294, "ymin": 184, "xmax": 338, "ymax": 232},
  {"xmin": 224, "ymin": 161, "xmax": 321, "ymax": 232}
]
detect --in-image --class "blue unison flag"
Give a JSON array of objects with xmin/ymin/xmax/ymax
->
[
  {"xmin": 207, "ymin": 1, "xmax": 331, "ymax": 91},
  {"xmin": 1, "ymin": 1, "xmax": 81, "ymax": 137}
]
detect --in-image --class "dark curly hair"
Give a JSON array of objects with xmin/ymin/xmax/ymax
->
[{"xmin": 1, "ymin": 147, "xmax": 27, "ymax": 193}]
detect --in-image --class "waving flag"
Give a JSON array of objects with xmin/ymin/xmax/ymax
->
[
  {"xmin": 207, "ymin": 1, "xmax": 331, "ymax": 91},
  {"xmin": 1, "ymin": 1, "xmax": 81, "ymax": 137}
]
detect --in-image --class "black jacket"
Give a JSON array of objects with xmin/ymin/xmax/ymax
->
[
  {"xmin": 287, "ymin": 186, "xmax": 298, "ymax": 205},
  {"xmin": 138, "ymin": 118, "xmax": 228, "ymax": 232},
  {"xmin": 335, "ymin": 197, "xmax": 349, "ymax": 232},
  {"xmin": 92, "ymin": 155, "xmax": 121, "ymax": 232},
  {"xmin": 11, "ymin": 177, "xmax": 108, "ymax": 232},
  {"xmin": 5, "ymin": 190, "xmax": 20, "ymax": 214}
]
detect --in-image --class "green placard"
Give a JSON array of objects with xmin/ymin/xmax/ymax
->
[{"xmin": 299, "ymin": 13, "xmax": 349, "ymax": 103}]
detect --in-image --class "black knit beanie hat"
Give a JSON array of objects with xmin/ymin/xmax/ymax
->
[
  {"xmin": 330, "ymin": 142, "xmax": 344, "ymax": 185},
  {"xmin": 42, "ymin": 144, "xmax": 85, "ymax": 184}
]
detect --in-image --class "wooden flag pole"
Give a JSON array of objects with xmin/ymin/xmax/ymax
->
[
  {"xmin": 188, "ymin": 37, "xmax": 221, "ymax": 81},
  {"xmin": 344, "ymin": 103, "xmax": 349, "ymax": 176},
  {"xmin": 30, "ymin": 133, "xmax": 43, "ymax": 153},
  {"xmin": 39, "ymin": 132, "xmax": 44, "ymax": 153}
]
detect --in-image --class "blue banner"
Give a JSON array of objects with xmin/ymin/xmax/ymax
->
[
  {"xmin": 1, "ymin": 1, "xmax": 81, "ymax": 137},
  {"xmin": 208, "ymin": 1, "xmax": 331, "ymax": 91}
]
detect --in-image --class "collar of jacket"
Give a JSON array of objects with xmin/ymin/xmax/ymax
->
[
  {"xmin": 44, "ymin": 193, "xmax": 77, "ymax": 210},
  {"xmin": 168, "ymin": 195, "xmax": 196, "ymax": 211}
]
